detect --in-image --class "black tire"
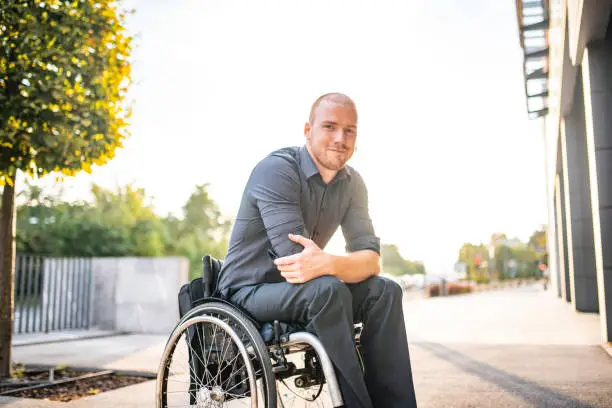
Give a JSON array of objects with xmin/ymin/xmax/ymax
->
[{"xmin": 157, "ymin": 301, "xmax": 277, "ymax": 407}]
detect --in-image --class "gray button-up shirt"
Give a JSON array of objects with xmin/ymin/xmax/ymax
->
[{"xmin": 217, "ymin": 145, "xmax": 380, "ymax": 297}]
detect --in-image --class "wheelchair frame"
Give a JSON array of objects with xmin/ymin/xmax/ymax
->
[{"xmin": 156, "ymin": 255, "xmax": 354, "ymax": 408}]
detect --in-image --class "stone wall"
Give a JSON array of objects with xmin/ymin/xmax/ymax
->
[{"xmin": 91, "ymin": 257, "xmax": 188, "ymax": 334}]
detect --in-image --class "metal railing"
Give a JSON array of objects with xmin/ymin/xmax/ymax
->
[{"xmin": 13, "ymin": 255, "xmax": 93, "ymax": 334}]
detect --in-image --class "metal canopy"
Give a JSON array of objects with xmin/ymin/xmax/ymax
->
[{"xmin": 515, "ymin": 0, "xmax": 550, "ymax": 119}]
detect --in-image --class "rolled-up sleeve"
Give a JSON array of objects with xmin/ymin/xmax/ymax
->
[
  {"xmin": 249, "ymin": 155, "xmax": 306, "ymax": 258},
  {"xmin": 341, "ymin": 172, "xmax": 381, "ymax": 254}
]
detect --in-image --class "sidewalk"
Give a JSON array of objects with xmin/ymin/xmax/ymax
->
[
  {"xmin": 404, "ymin": 284, "xmax": 612, "ymax": 407},
  {"xmin": 11, "ymin": 333, "xmax": 165, "ymax": 373},
  {"xmin": 2, "ymin": 284, "xmax": 611, "ymax": 407},
  {"xmin": 12, "ymin": 329, "xmax": 124, "ymax": 347}
]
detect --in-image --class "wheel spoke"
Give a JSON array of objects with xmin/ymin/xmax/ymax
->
[
  {"xmin": 275, "ymin": 350, "xmax": 331, "ymax": 408},
  {"xmin": 157, "ymin": 303, "xmax": 273, "ymax": 408}
]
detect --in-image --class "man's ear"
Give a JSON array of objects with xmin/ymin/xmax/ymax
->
[{"xmin": 304, "ymin": 122, "xmax": 311, "ymax": 140}]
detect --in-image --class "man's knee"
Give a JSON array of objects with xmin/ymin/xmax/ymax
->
[
  {"xmin": 367, "ymin": 275, "xmax": 403, "ymax": 300},
  {"xmin": 307, "ymin": 276, "xmax": 352, "ymax": 314},
  {"xmin": 311, "ymin": 275, "xmax": 352, "ymax": 300},
  {"xmin": 385, "ymin": 277, "xmax": 404, "ymax": 299}
]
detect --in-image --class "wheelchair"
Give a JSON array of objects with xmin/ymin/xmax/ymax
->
[{"xmin": 156, "ymin": 255, "xmax": 363, "ymax": 407}]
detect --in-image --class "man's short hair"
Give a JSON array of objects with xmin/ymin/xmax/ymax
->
[{"xmin": 309, "ymin": 93, "xmax": 358, "ymax": 124}]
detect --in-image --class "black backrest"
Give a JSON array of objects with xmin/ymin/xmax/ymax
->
[
  {"xmin": 178, "ymin": 254, "xmax": 224, "ymax": 319},
  {"xmin": 202, "ymin": 254, "xmax": 224, "ymax": 297}
]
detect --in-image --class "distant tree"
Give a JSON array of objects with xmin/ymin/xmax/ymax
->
[
  {"xmin": 490, "ymin": 233, "xmax": 508, "ymax": 246},
  {"xmin": 511, "ymin": 245, "xmax": 539, "ymax": 278},
  {"xmin": 458, "ymin": 242, "xmax": 489, "ymax": 281},
  {"xmin": 459, "ymin": 230, "xmax": 545, "ymax": 281},
  {"xmin": 87, "ymin": 184, "xmax": 167, "ymax": 256},
  {"xmin": 381, "ymin": 244, "xmax": 424, "ymax": 276},
  {"xmin": 381, "ymin": 244, "xmax": 406, "ymax": 275},
  {"xmin": 18, "ymin": 184, "xmax": 163, "ymax": 256},
  {"xmin": 165, "ymin": 184, "xmax": 231, "ymax": 279},
  {"xmin": 0, "ymin": 0, "xmax": 132, "ymax": 378},
  {"xmin": 405, "ymin": 260, "xmax": 425, "ymax": 275},
  {"xmin": 528, "ymin": 227, "xmax": 547, "ymax": 253},
  {"xmin": 16, "ymin": 182, "xmax": 232, "ymax": 280}
]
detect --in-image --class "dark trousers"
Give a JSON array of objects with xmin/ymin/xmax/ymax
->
[{"xmin": 230, "ymin": 275, "xmax": 418, "ymax": 408}]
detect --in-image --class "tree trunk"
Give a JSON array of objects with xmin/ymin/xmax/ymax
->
[{"xmin": 0, "ymin": 180, "xmax": 16, "ymax": 379}]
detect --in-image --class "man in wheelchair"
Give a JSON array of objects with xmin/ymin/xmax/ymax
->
[{"xmin": 217, "ymin": 93, "xmax": 417, "ymax": 408}]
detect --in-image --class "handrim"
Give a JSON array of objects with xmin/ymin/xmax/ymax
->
[{"xmin": 156, "ymin": 314, "xmax": 257, "ymax": 407}]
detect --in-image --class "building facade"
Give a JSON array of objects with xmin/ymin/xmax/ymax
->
[{"xmin": 515, "ymin": 0, "xmax": 612, "ymax": 343}]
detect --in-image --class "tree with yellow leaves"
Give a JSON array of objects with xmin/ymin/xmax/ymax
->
[{"xmin": 0, "ymin": 0, "xmax": 132, "ymax": 378}]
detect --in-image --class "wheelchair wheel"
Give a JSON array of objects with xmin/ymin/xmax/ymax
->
[{"xmin": 157, "ymin": 302, "xmax": 277, "ymax": 407}]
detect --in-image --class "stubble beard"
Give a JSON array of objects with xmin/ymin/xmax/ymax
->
[{"xmin": 314, "ymin": 147, "xmax": 350, "ymax": 171}]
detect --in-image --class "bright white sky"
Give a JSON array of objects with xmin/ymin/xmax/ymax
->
[{"xmin": 23, "ymin": 0, "xmax": 548, "ymax": 274}]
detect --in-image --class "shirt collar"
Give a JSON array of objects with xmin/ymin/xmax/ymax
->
[
  {"xmin": 299, "ymin": 145, "xmax": 352, "ymax": 183},
  {"xmin": 299, "ymin": 145, "xmax": 319, "ymax": 180}
]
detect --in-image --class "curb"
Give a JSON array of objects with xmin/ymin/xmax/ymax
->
[
  {"xmin": 12, "ymin": 331, "xmax": 128, "ymax": 347},
  {"xmin": 13, "ymin": 363, "xmax": 158, "ymax": 378}
]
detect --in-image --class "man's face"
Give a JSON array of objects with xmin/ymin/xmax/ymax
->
[{"xmin": 305, "ymin": 101, "xmax": 357, "ymax": 171}]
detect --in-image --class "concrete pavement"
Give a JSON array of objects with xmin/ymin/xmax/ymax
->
[
  {"xmin": 403, "ymin": 283, "xmax": 602, "ymax": 345},
  {"xmin": 11, "ymin": 329, "xmax": 124, "ymax": 347},
  {"xmin": 403, "ymin": 285, "xmax": 611, "ymax": 407},
  {"xmin": 2, "ymin": 284, "xmax": 611, "ymax": 407},
  {"xmin": 11, "ymin": 333, "xmax": 165, "ymax": 373}
]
